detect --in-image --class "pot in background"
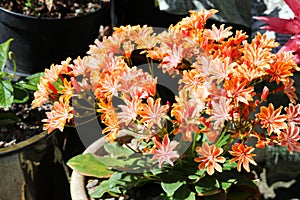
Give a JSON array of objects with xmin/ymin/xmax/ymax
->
[
  {"xmin": 0, "ymin": 125, "xmax": 86, "ymax": 200},
  {"xmin": 0, "ymin": 1, "xmax": 111, "ymax": 74}
]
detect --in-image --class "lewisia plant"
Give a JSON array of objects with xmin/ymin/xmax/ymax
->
[
  {"xmin": 254, "ymin": 0, "xmax": 300, "ymax": 64},
  {"xmin": 33, "ymin": 8, "xmax": 300, "ymax": 199}
]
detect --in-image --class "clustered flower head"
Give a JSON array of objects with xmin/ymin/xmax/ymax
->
[
  {"xmin": 33, "ymin": 8, "xmax": 300, "ymax": 194},
  {"xmin": 254, "ymin": 0, "xmax": 300, "ymax": 64}
]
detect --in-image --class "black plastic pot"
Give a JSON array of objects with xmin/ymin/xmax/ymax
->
[
  {"xmin": 0, "ymin": 128, "xmax": 85, "ymax": 200},
  {"xmin": 0, "ymin": 1, "xmax": 111, "ymax": 74}
]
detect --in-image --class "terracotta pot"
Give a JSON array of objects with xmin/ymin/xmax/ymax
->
[{"xmin": 0, "ymin": 1, "xmax": 111, "ymax": 74}]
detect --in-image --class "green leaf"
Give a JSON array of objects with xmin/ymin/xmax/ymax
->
[
  {"xmin": 17, "ymin": 72, "xmax": 44, "ymax": 91},
  {"xmin": 161, "ymin": 181, "xmax": 184, "ymax": 196},
  {"xmin": 223, "ymin": 160, "xmax": 237, "ymax": 171},
  {"xmin": 67, "ymin": 153, "xmax": 114, "ymax": 178},
  {"xmin": 216, "ymin": 134, "xmax": 230, "ymax": 148},
  {"xmin": 0, "ymin": 80, "xmax": 14, "ymax": 109},
  {"xmin": 88, "ymin": 180, "xmax": 111, "ymax": 198},
  {"xmin": 221, "ymin": 179, "xmax": 236, "ymax": 191},
  {"xmin": 173, "ymin": 184, "xmax": 194, "ymax": 200},
  {"xmin": 104, "ymin": 141, "xmax": 135, "ymax": 158},
  {"xmin": 0, "ymin": 38, "xmax": 13, "ymax": 72},
  {"xmin": 97, "ymin": 156, "xmax": 128, "ymax": 168},
  {"xmin": 188, "ymin": 175, "xmax": 199, "ymax": 180},
  {"xmin": 12, "ymin": 85, "xmax": 29, "ymax": 104},
  {"xmin": 194, "ymin": 176, "xmax": 221, "ymax": 196},
  {"xmin": 184, "ymin": 192, "xmax": 196, "ymax": 200},
  {"xmin": 0, "ymin": 113, "xmax": 19, "ymax": 126}
]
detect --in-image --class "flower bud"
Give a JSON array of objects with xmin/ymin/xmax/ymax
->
[{"xmin": 261, "ymin": 86, "xmax": 269, "ymax": 101}]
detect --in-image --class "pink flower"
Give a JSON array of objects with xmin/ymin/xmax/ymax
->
[{"xmin": 152, "ymin": 134, "xmax": 179, "ymax": 168}]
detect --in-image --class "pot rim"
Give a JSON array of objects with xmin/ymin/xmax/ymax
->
[
  {"xmin": 70, "ymin": 135, "xmax": 107, "ymax": 200},
  {"xmin": 70, "ymin": 133, "xmax": 131, "ymax": 200},
  {"xmin": 0, "ymin": 129, "xmax": 53, "ymax": 156},
  {"xmin": 0, "ymin": 1, "xmax": 107, "ymax": 21}
]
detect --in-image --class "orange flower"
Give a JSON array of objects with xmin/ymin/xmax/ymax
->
[
  {"xmin": 31, "ymin": 77, "xmax": 49, "ymax": 108},
  {"xmin": 180, "ymin": 69, "xmax": 204, "ymax": 93},
  {"xmin": 266, "ymin": 52, "xmax": 294, "ymax": 84},
  {"xmin": 229, "ymin": 143, "xmax": 257, "ymax": 172},
  {"xmin": 59, "ymin": 78, "xmax": 74, "ymax": 103},
  {"xmin": 224, "ymin": 76, "xmax": 254, "ymax": 106},
  {"xmin": 203, "ymin": 24, "xmax": 233, "ymax": 42},
  {"xmin": 242, "ymin": 41, "xmax": 272, "ymax": 70},
  {"xmin": 138, "ymin": 97, "xmax": 169, "ymax": 130},
  {"xmin": 42, "ymin": 97, "xmax": 73, "ymax": 133},
  {"xmin": 102, "ymin": 112, "xmax": 120, "ymax": 143},
  {"xmin": 194, "ymin": 142, "xmax": 226, "ymax": 175},
  {"xmin": 256, "ymin": 104, "xmax": 287, "ymax": 134}
]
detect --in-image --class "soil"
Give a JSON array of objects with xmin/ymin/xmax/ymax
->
[
  {"xmin": 0, "ymin": 0, "xmax": 103, "ymax": 19},
  {"xmin": 0, "ymin": 93, "xmax": 50, "ymax": 148}
]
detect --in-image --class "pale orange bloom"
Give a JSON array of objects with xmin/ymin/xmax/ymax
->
[
  {"xmin": 138, "ymin": 98, "xmax": 169, "ymax": 130},
  {"xmin": 152, "ymin": 134, "xmax": 179, "ymax": 168},
  {"xmin": 267, "ymin": 52, "xmax": 294, "ymax": 84},
  {"xmin": 224, "ymin": 76, "xmax": 254, "ymax": 106},
  {"xmin": 171, "ymin": 89, "xmax": 189, "ymax": 123},
  {"xmin": 203, "ymin": 24, "xmax": 232, "ymax": 42},
  {"xmin": 160, "ymin": 44, "xmax": 184, "ymax": 75},
  {"xmin": 97, "ymin": 99, "xmax": 115, "ymax": 122},
  {"xmin": 59, "ymin": 78, "xmax": 73, "ymax": 103},
  {"xmin": 121, "ymin": 40, "xmax": 135, "ymax": 58},
  {"xmin": 208, "ymin": 96, "xmax": 231, "ymax": 128},
  {"xmin": 180, "ymin": 69, "xmax": 205, "ymax": 93},
  {"xmin": 285, "ymin": 103, "xmax": 300, "ymax": 125},
  {"xmin": 32, "ymin": 77, "xmax": 49, "ymax": 108},
  {"xmin": 194, "ymin": 142, "xmax": 226, "ymax": 175},
  {"xmin": 242, "ymin": 40, "xmax": 272, "ymax": 70},
  {"xmin": 130, "ymin": 25, "xmax": 157, "ymax": 49},
  {"xmin": 147, "ymin": 47, "xmax": 164, "ymax": 60},
  {"xmin": 102, "ymin": 112, "xmax": 120, "ymax": 143},
  {"xmin": 95, "ymin": 72, "xmax": 121, "ymax": 99},
  {"xmin": 175, "ymin": 101, "xmax": 202, "ymax": 141},
  {"xmin": 42, "ymin": 97, "xmax": 73, "ymax": 133},
  {"xmin": 251, "ymin": 32, "xmax": 279, "ymax": 49},
  {"xmin": 71, "ymin": 56, "xmax": 88, "ymax": 76},
  {"xmin": 283, "ymin": 78, "xmax": 298, "ymax": 104},
  {"xmin": 44, "ymin": 63, "xmax": 62, "ymax": 82},
  {"xmin": 100, "ymin": 34, "xmax": 123, "ymax": 55},
  {"xmin": 256, "ymin": 104, "xmax": 287, "ymax": 134},
  {"xmin": 229, "ymin": 143, "xmax": 257, "ymax": 172},
  {"xmin": 209, "ymin": 57, "xmax": 236, "ymax": 84},
  {"xmin": 117, "ymin": 96, "xmax": 140, "ymax": 125},
  {"xmin": 174, "ymin": 9, "xmax": 218, "ymax": 37},
  {"xmin": 279, "ymin": 123, "xmax": 300, "ymax": 154},
  {"xmin": 234, "ymin": 63, "xmax": 264, "ymax": 82}
]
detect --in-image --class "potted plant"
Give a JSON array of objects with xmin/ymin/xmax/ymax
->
[
  {"xmin": 33, "ymin": 8, "xmax": 300, "ymax": 199},
  {"xmin": 0, "ymin": 38, "xmax": 85, "ymax": 200},
  {"xmin": 0, "ymin": 0, "xmax": 111, "ymax": 74}
]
